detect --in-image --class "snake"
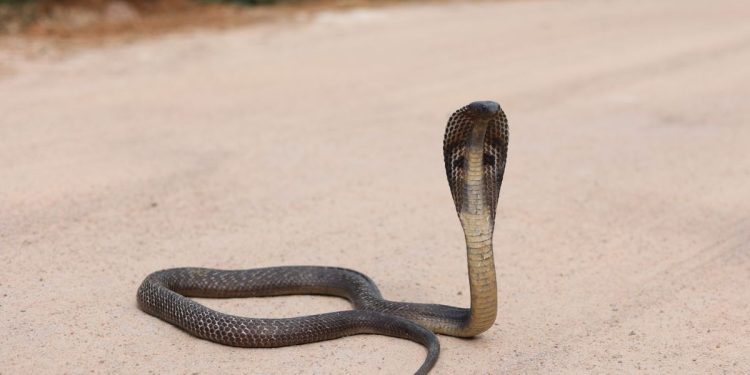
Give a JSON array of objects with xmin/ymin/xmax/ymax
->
[{"xmin": 137, "ymin": 101, "xmax": 509, "ymax": 374}]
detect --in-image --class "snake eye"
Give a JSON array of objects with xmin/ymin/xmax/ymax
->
[{"xmin": 483, "ymin": 154, "xmax": 495, "ymax": 166}]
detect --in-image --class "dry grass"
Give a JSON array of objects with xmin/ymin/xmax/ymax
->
[
  {"xmin": 0, "ymin": 0, "xmax": 409, "ymax": 59},
  {"xmin": 0, "ymin": 0, "xmax": 401, "ymax": 39}
]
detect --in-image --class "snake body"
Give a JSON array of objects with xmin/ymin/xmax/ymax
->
[{"xmin": 137, "ymin": 101, "xmax": 509, "ymax": 374}]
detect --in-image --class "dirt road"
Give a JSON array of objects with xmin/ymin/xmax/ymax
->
[{"xmin": 2, "ymin": 0, "xmax": 749, "ymax": 373}]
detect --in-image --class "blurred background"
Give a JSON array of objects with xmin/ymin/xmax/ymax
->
[
  {"xmin": 1, "ymin": 0, "xmax": 749, "ymax": 374},
  {"xmin": 0, "ymin": 0, "xmax": 385, "ymax": 36}
]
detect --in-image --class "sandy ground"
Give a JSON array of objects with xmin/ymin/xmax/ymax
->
[{"xmin": 2, "ymin": 0, "xmax": 750, "ymax": 374}]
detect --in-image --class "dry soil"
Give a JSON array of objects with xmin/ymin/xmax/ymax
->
[{"xmin": 1, "ymin": 0, "xmax": 750, "ymax": 374}]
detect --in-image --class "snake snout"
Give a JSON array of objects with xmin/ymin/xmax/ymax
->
[{"xmin": 466, "ymin": 101, "xmax": 501, "ymax": 118}]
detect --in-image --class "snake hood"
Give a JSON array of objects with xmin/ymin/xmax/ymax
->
[{"xmin": 443, "ymin": 100, "xmax": 509, "ymax": 225}]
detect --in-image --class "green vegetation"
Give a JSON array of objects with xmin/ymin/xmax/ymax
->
[
  {"xmin": 204, "ymin": 0, "xmax": 281, "ymax": 4},
  {"xmin": 0, "ymin": 0, "xmax": 284, "ymax": 5}
]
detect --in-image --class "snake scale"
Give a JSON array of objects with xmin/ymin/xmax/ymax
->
[{"xmin": 137, "ymin": 101, "xmax": 509, "ymax": 374}]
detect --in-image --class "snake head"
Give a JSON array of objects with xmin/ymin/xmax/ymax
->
[
  {"xmin": 443, "ymin": 101, "xmax": 509, "ymax": 224},
  {"xmin": 466, "ymin": 101, "xmax": 502, "ymax": 118}
]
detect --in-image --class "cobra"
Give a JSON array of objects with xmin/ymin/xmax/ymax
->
[{"xmin": 137, "ymin": 101, "xmax": 509, "ymax": 374}]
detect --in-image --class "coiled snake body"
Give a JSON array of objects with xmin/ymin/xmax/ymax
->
[{"xmin": 137, "ymin": 101, "xmax": 509, "ymax": 374}]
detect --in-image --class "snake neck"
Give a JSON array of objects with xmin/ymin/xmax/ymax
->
[{"xmin": 457, "ymin": 121, "xmax": 497, "ymax": 337}]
